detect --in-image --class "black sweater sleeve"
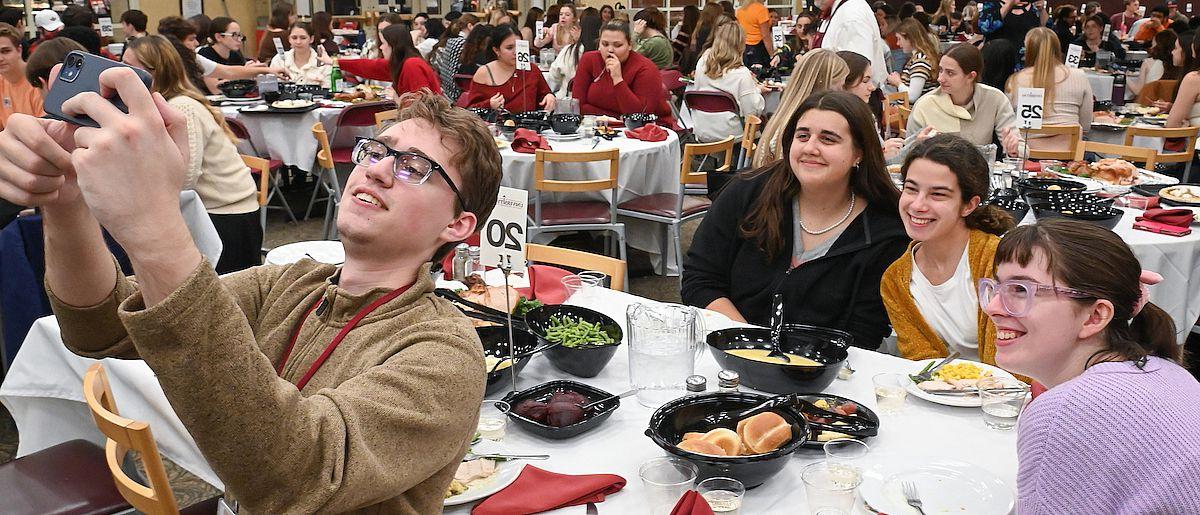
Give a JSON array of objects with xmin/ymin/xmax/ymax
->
[
  {"xmin": 841, "ymin": 232, "xmax": 910, "ymax": 350},
  {"xmin": 681, "ymin": 177, "xmax": 755, "ymax": 310}
]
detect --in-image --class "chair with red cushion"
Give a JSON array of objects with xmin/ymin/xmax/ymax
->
[
  {"xmin": 529, "ymin": 149, "xmax": 627, "ymax": 262},
  {"xmin": 0, "ymin": 439, "xmax": 132, "ymax": 515},
  {"xmin": 226, "ymin": 117, "xmax": 296, "ymax": 224},
  {"xmin": 454, "ymin": 73, "xmax": 474, "ymax": 95},
  {"xmin": 682, "ymin": 90, "xmax": 739, "ymax": 116},
  {"xmin": 618, "ymin": 136, "xmax": 734, "ymax": 277},
  {"xmin": 328, "ymin": 101, "xmax": 397, "ymax": 164}
]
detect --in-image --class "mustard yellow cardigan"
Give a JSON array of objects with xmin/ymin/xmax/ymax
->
[{"xmin": 881, "ymin": 229, "xmax": 1001, "ymax": 366}]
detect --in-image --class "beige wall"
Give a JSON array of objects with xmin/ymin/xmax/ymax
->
[{"xmin": 115, "ymin": 0, "xmax": 268, "ymax": 54}]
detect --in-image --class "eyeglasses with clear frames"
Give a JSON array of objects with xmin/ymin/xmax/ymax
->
[
  {"xmin": 977, "ymin": 278, "xmax": 1096, "ymax": 318},
  {"xmin": 350, "ymin": 137, "xmax": 467, "ymax": 211}
]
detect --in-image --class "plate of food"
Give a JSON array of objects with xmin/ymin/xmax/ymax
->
[
  {"xmin": 795, "ymin": 394, "xmax": 880, "ymax": 449},
  {"xmin": 269, "ymin": 99, "xmax": 318, "ymax": 112},
  {"xmin": 859, "ymin": 459, "xmax": 1015, "ymax": 515},
  {"xmin": 1159, "ymin": 184, "xmax": 1200, "ymax": 206},
  {"xmin": 443, "ymin": 439, "xmax": 523, "ymax": 506},
  {"xmin": 1054, "ymin": 159, "xmax": 1178, "ymax": 192},
  {"xmin": 1090, "ymin": 111, "xmax": 1134, "ymax": 129},
  {"xmin": 906, "ymin": 359, "xmax": 1017, "ymax": 407}
]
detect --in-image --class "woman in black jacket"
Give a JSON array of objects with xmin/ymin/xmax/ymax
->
[{"xmin": 682, "ymin": 91, "xmax": 909, "ymax": 350}]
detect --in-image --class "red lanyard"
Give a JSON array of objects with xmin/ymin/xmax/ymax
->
[{"xmin": 276, "ymin": 284, "xmax": 412, "ymax": 390}]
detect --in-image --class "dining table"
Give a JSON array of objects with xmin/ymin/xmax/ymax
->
[
  {"xmin": 0, "ymin": 284, "xmax": 1021, "ymax": 514},
  {"xmin": 220, "ymin": 102, "xmax": 378, "ymax": 173}
]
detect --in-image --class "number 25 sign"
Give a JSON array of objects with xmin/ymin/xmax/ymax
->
[
  {"xmin": 1017, "ymin": 88, "xmax": 1045, "ymax": 130},
  {"xmin": 481, "ymin": 186, "xmax": 528, "ymax": 273}
]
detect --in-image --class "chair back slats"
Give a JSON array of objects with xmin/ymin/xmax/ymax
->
[
  {"xmin": 312, "ymin": 122, "xmax": 337, "ymax": 170},
  {"xmin": 533, "ymin": 149, "xmax": 620, "ymax": 193},
  {"xmin": 526, "ymin": 243, "xmax": 627, "ymax": 290},
  {"xmin": 241, "ymin": 154, "xmax": 271, "ymax": 207},
  {"xmin": 83, "ymin": 363, "xmax": 179, "ymax": 515},
  {"xmin": 1026, "ymin": 124, "xmax": 1082, "ymax": 161},
  {"xmin": 374, "ymin": 108, "xmax": 399, "ymax": 129},
  {"xmin": 1079, "ymin": 140, "xmax": 1158, "ymax": 170},
  {"xmin": 1124, "ymin": 125, "xmax": 1200, "ymax": 164},
  {"xmin": 681, "ymin": 136, "xmax": 736, "ymax": 186}
]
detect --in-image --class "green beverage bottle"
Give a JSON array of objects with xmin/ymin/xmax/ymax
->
[{"xmin": 330, "ymin": 62, "xmax": 342, "ymax": 93}]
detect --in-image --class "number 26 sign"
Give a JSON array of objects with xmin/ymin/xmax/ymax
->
[{"xmin": 481, "ymin": 186, "xmax": 528, "ymax": 273}]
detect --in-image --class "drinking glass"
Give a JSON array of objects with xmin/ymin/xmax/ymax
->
[
  {"xmin": 477, "ymin": 400, "xmax": 509, "ymax": 441},
  {"xmin": 872, "ymin": 374, "xmax": 910, "ymax": 415},
  {"xmin": 823, "ymin": 439, "xmax": 869, "ymax": 465},
  {"xmin": 640, "ymin": 457, "xmax": 698, "ymax": 514},
  {"xmin": 627, "ymin": 303, "xmax": 706, "ymax": 407},
  {"xmin": 578, "ymin": 270, "xmax": 609, "ymax": 288},
  {"xmin": 582, "ymin": 115, "xmax": 596, "ymax": 136},
  {"xmin": 1003, "ymin": 157, "xmax": 1026, "ymax": 181},
  {"xmin": 561, "ymin": 274, "xmax": 602, "ymax": 301},
  {"xmin": 979, "ymin": 377, "xmax": 1030, "ymax": 430},
  {"xmin": 697, "ymin": 477, "xmax": 744, "ymax": 514},
  {"xmin": 802, "ymin": 461, "xmax": 862, "ymax": 515}
]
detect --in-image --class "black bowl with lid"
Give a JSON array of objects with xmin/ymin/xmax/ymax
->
[
  {"xmin": 622, "ymin": 113, "xmax": 658, "ymax": 129},
  {"xmin": 706, "ymin": 324, "xmax": 851, "ymax": 394},
  {"xmin": 646, "ymin": 392, "xmax": 809, "ymax": 488},
  {"xmin": 1030, "ymin": 201, "xmax": 1124, "ymax": 230},
  {"xmin": 551, "ymin": 113, "xmax": 582, "ymax": 134}
]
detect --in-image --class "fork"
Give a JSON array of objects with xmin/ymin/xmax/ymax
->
[
  {"xmin": 462, "ymin": 452, "xmax": 549, "ymax": 462},
  {"xmin": 901, "ymin": 481, "xmax": 927, "ymax": 515}
]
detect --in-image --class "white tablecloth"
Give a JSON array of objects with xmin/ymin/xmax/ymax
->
[
  {"xmin": 0, "ymin": 287, "xmax": 1020, "ymax": 513},
  {"xmin": 178, "ymin": 190, "xmax": 223, "ymax": 267},
  {"xmin": 1020, "ymin": 207, "xmax": 1200, "ymax": 343},
  {"xmin": 220, "ymin": 105, "xmax": 374, "ymax": 172},
  {"xmin": 501, "ymin": 132, "xmax": 684, "ymax": 274},
  {"xmin": 1085, "ymin": 71, "xmax": 1137, "ymax": 103}
]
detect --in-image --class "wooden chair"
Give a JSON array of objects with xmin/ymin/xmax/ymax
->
[
  {"xmin": 1125, "ymin": 125, "xmax": 1200, "ymax": 182},
  {"xmin": 307, "ymin": 122, "xmax": 343, "ymax": 239},
  {"xmin": 1025, "ymin": 124, "xmax": 1082, "ymax": 161},
  {"xmin": 739, "ymin": 114, "xmax": 762, "ymax": 169},
  {"xmin": 374, "ymin": 108, "xmax": 399, "ymax": 129},
  {"xmin": 526, "ymin": 243, "xmax": 627, "ymax": 291},
  {"xmin": 226, "ymin": 116, "xmax": 296, "ymax": 224},
  {"xmin": 241, "ymin": 155, "xmax": 273, "ymax": 247},
  {"xmin": 1134, "ymin": 79, "xmax": 1178, "ymax": 106},
  {"xmin": 884, "ymin": 91, "xmax": 911, "ymax": 137},
  {"xmin": 1077, "ymin": 140, "xmax": 1158, "ymax": 170},
  {"xmin": 618, "ymin": 136, "xmax": 732, "ymax": 277},
  {"xmin": 83, "ymin": 363, "xmax": 220, "ymax": 515},
  {"xmin": 897, "ymin": 105, "xmax": 913, "ymax": 136},
  {"xmin": 529, "ymin": 148, "xmax": 627, "ymax": 261}
]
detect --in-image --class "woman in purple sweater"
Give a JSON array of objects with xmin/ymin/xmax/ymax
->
[{"xmin": 981, "ymin": 219, "xmax": 1200, "ymax": 513}]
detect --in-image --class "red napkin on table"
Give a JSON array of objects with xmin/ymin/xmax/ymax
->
[
  {"xmin": 625, "ymin": 123, "xmax": 668, "ymax": 142},
  {"xmin": 511, "ymin": 128, "xmax": 552, "ymax": 154},
  {"xmin": 669, "ymin": 490, "xmax": 716, "ymax": 515},
  {"xmin": 1136, "ymin": 208, "xmax": 1196, "ymax": 227},
  {"xmin": 470, "ymin": 465, "xmax": 626, "ymax": 515}
]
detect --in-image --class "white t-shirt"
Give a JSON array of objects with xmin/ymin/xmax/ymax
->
[
  {"xmin": 196, "ymin": 53, "xmax": 218, "ymax": 77},
  {"xmin": 909, "ymin": 244, "xmax": 979, "ymax": 360}
]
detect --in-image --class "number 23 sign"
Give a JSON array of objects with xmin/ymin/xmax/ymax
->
[{"xmin": 481, "ymin": 186, "xmax": 528, "ymax": 273}]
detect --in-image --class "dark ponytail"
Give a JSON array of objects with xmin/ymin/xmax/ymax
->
[
  {"xmin": 902, "ymin": 133, "xmax": 1014, "ymax": 236},
  {"xmin": 995, "ymin": 219, "xmax": 1181, "ymax": 364}
]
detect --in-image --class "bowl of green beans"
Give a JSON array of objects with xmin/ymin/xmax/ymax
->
[{"xmin": 525, "ymin": 305, "xmax": 623, "ymax": 378}]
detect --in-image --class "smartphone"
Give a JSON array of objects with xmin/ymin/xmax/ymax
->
[
  {"xmin": 1133, "ymin": 219, "xmax": 1192, "ymax": 237},
  {"xmin": 42, "ymin": 50, "xmax": 153, "ymax": 129}
]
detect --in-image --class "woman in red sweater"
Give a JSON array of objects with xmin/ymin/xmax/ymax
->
[
  {"xmin": 571, "ymin": 20, "xmax": 675, "ymax": 127},
  {"xmin": 464, "ymin": 24, "xmax": 555, "ymax": 112},
  {"xmin": 321, "ymin": 24, "xmax": 441, "ymax": 97}
]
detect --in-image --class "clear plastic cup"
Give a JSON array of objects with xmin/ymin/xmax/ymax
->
[
  {"xmin": 979, "ymin": 377, "xmax": 1030, "ymax": 430},
  {"xmin": 640, "ymin": 457, "xmax": 698, "ymax": 514},
  {"xmin": 697, "ymin": 477, "xmax": 745, "ymax": 514},
  {"xmin": 477, "ymin": 400, "xmax": 510, "ymax": 441},
  {"xmin": 872, "ymin": 374, "xmax": 910, "ymax": 415},
  {"xmin": 802, "ymin": 461, "xmax": 862, "ymax": 515},
  {"xmin": 561, "ymin": 274, "xmax": 602, "ymax": 300}
]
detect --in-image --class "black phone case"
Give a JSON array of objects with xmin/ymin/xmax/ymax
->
[{"xmin": 42, "ymin": 51, "xmax": 154, "ymax": 129}]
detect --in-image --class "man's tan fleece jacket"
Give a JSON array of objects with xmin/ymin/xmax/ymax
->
[{"xmin": 48, "ymin": 258, "xmax": 485, "ymax": 514}]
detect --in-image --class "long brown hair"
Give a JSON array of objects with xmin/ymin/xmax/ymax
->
[
  {"xmin": 1149, "ymin": 29, "xmax": 1181, "ymax": 80},
  {"xmin": 741, "ymin": 91, "xmax": 900, "ymax": 260},
  {"xmin": 1010, "ymin": 27, "xmax": 1063, "ymax": 105},
  {"xmin": 382, "ymin": 23, "xmax": 422, "ymax": 85},
  {"xmin": 902, "ymin": 134, "xmax": 1014, "ymax": 235},
  {"xmin": 126, "ymin": 35, "xmax": 234, "ymax": 141},
  {"xmin": 995, "ymin": 219, "xmax": 1181, "ymax": 365},
  {"xmin": 752, "ymin": 48, "xmax": 848, "ymax": 167},
  {"xmin": 894, "ymin": 18, "xmax": 939, "ymax": 77}
]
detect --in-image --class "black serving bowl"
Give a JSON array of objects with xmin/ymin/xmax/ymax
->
[
  {"xmin": 984, "ymin": 192, "xmax": 1030, "ymax": 222},
  {"xmin": 794, "ymin": 393, "xmax": 880, "ymax": 450},
  {"xmin": 467, "ymin": 107, "xmax": 499, "ymax": 123},
  {"xmin": 1015, "ymin": 177, "xmax": 1087, "ymax": 200},
  {"xmin": 478, "ymin": 325, "xmax": 540, "ymax": 397},
  {"xmin": 525, "ymin": 305, "xmax": 623, "ymax": 378},
  {"xmin": 623, "ymin": 113, "xmax": 658, "ymax": 129},
  {"xmin": 513, "ymin": 110, "xmax": 550, "ymax": 131},
  {"xmin": 218, "ymin": 79, "xmax": 258, "ymax": 98},
  {"xmin": 551, "ymin": 113, "xmax": 582, "ymax": 134},
  {"xmin": 1030, "ymin": 201, "xmax": 1124, "ymax": 230},
  {"xmin": 646, "ymin": 392, "xmax": 809, "ymax": 488},
  {"xmin": 706, "ymin": 324, "xmax": 851, "ymax": 394},
  {"xmin": 498, "ymin": 119, "xmax": 519, "ymax": 138},
  {"xmin": 1023, "ymin": 189, "xmax": 1112, "ymax": 210},
  {"xmin": 501, "ymin": 380, "xmax": 620, "ymax": 439}
]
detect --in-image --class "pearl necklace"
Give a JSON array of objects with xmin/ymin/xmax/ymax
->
[{"xmin": 798, "ymin": 192, "xmax": 856, "ymax": 235}]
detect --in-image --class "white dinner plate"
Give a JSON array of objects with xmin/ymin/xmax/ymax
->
[
  {"xmin": 543, "ymin": 131, "xmax": 583, "ymax": 141},
  {"xmin": 443, "ymin": 440, "xmax": 523, "ymax": 506},
  {"xmin": 906, "ymin": 359, "xmax": 1017, "ymax": 408},
  {"xmin": 859, "ymin": 459, "xmax": 1015, "ymax": 515}
]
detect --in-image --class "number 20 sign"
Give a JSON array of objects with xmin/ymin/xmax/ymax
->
[
  {"xmin": 1017, "ymin": 88, "xmax": 1045, "ymax": 130},
  {"xmin": 481, "ymin": 186, "xmax": 528, "ymax": 273}
]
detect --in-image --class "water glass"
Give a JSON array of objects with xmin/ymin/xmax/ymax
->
[
  {"xmin": 802, "ymin": 461, "xmax": 862, "ymax": 515},
  {"xmin": 823, "ymin": 439, "xmax": 869, "ymax": 466},
  {"xmin": 477, "ymin": 400, "xmax": 510, "ymax": 441},
  {"xmin": 1003, "ymin": 157, "xmax": 1026, "ymax": 180},
  {"xmin": 979, "ymin": 377, "xmax": 1030, "ymax": 430},
  {"xmin": 872, "ymin": 374, "xmax": 910, "ymax": 415},
  {"xmin": 561, "ymin": 274, "xmax": 602, "ymax": 301},
  {"xmin": 556, "ymin": 97, "xmax": 580, "ymax": 115},
  {"xmin": 640, "ymin": 457, "xmax": 698, "ymax": 515},
  {"xmin": 697, "ymin": 477, "xmax": 745, "ymax": 514},
  {"xmin": 582, "ymin": 115, "xmax": 596, "ymax": 136},
  {"xmin": 578, "ymin": 270, "xmax": 609, "ymax": 288}
]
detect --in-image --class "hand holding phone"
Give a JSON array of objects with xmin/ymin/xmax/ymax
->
[{"xmin": 42, "ymin": 51, "xmax": 153, "ymax": 129}]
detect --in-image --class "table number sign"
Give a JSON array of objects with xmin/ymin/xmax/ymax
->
[
  {"xmin": 98, "ymin": 17, "xmax": 113, "ymax": 37},
  {"xmin": 481, "ymin": 186, "xmax": 528, "ymax": 273},
  {"xmin": 1066, "ymin": 44, "xmax": 1083, "ymax": 68},
  {"xmin": 536, "ymin": 20, "xmax": 544, "ymax": 38},
  {"xmin": 273, "ymin": 37, "xmax": 286, "ymax": 57},
  {"xmin": 515, "ymin": 39, "xmax": 532, "ymax": 71},
  {"xmin": 772, "ymin": 25, "xmax": 785, "ymax": 49},
  {"xmin": 1102, "ymin": 24, "xmax": 1112, "ymax": 43},
  {"xmin": 1017, "ymin": 88, "xmax": 1045, "ymax": 130}
]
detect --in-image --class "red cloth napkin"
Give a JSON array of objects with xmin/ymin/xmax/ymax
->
[
  {"xmin": 625, "ymin": 123, "xmax": 668, "ymax": 142},
  {"xmin": 1137, "ymin": 208, "xmax": 1195, "ymax": 227},
  {"xmin": 470, "ymin": 465, "xmax": 626, "ymax": 515},
  {"xmin": 670, "ymin": 490, "xmax": 716, "ymax": 515},
  {"xmin": 511, "ymin": 128, "xmax": 552, "ymax": 154}
]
